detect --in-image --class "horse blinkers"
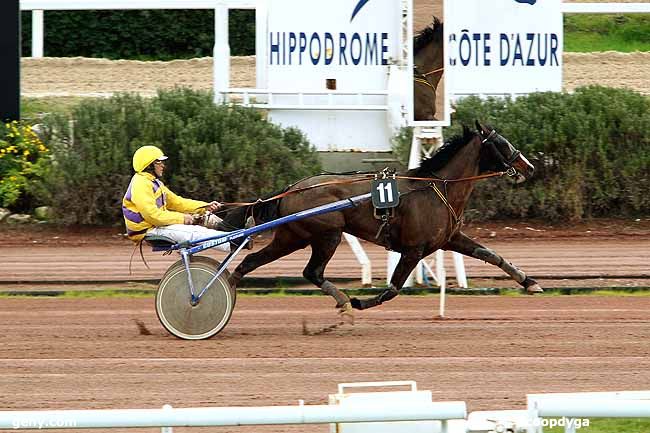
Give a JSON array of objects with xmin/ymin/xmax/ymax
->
[{"xmin": 479, "ymin": 127, "xmax": 535, "ymax": 182}]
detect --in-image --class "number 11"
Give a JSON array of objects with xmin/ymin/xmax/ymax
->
[{"xmin": 376, "ymin": 182, "xmax": 394, "ymax": 203}]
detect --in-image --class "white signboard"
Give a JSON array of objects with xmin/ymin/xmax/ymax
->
[
  {"xmin": 266, "ymin": 0, "xmax": 400, "ymax": 91},
  {"xmin": 265, "ymin": 0, "xmax": 402, "ymax": 152},
  {"xmin": 447, "ymin": 0, "xmax": 563, "ymax": 96}
]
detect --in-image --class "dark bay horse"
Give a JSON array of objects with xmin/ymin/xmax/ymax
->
[
  {"xmin": 414, "ymin": 17, "xmax": 444, "ymax": 121},
  {"xmin": 221, "ymin": 122, "xmax": 541, "ymax": 319}
]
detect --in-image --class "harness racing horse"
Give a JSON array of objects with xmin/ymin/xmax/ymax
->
[
  {"xmin": 413, "ymin": 17, "xmax": 444, "ymax": 121},
  {"xmin": 221, "ymin": 122, "xmax": 542, "ymax": 320}
]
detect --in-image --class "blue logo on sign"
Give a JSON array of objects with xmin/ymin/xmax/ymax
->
[
  {"xmin": 351, "ymin": 0, "xmax": 370, "ymax": 21},
  {"xmin": 515, "ymin": 0, "xmax": 537, "ymax": 4}
]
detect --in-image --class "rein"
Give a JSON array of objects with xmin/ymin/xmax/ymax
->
[{"xmin": 217, "ymin": 171, "xmax": 508, "ymax": 209}]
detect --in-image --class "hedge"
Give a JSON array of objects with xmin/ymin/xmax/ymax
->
[
  {"xmin": 36, "ymin": 89, "xmax": 321, "ymax": 225},
  {"xmin": 394, "ymin": 85, "xmax": 650, "ymax": 222},
  {"xmin": 21, "ymin": 10, "xmax": 255, "ymax": 59},
  {"xmin": 14, "ymin": 86, "xmax": 650, "ymax": 224}
]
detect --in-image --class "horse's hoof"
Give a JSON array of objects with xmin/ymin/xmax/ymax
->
[
  {"xmin": 350, "ymin": 298, "xmax": 363, "ymax": 310},
  {"xmin": 526, "ymin": 283, "xmax": 544, "ymax": 294},
  {"xmin": 338, "ymin": 302, "xmax": 355, "ymax": 325}
]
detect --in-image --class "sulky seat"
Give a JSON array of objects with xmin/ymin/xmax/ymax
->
[{"xmin": 143, "ymin": 233, "xmax": 177, "ymax": 251}]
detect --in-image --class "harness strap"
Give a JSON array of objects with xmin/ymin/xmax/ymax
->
[
  {"xmin": 414, "ymin": 76, "xmax": 436, "ymax": 90},
  {"xmin": 430, "ymin": 182, "xmax": 461, "ymax": 239}
]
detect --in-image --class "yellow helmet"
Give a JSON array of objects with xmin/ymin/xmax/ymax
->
[{"xmin": 132, "ymin": 145, "xmax": 168, "ymax": 172}]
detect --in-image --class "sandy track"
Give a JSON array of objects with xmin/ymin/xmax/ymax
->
[
  {"xmin": 1, "ymin": 296, "xmax": 649, "ymax": 433},
  {"xmin": 1, "ymin": 220, "xmax": 649, "ymax": 285},
  {"xmin": 20, "ymin": 51, "xmax": 650, "ymax": 99},
  {"xmin": 1, "ymin": 238, "xmax": 649, "ymax": 286}
]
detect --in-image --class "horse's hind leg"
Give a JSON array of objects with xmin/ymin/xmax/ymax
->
[
  {"xmin": 351, "ymin": 246, "xmax": 425, "ymax": 310},
  {"xmin": 446, "ymin": 231, "xmax": 543, "ymax": 293},
  {"xmin": 301, "ymin": 231, "xmax": 353, "ymax": 319},
  {"xmin": 229, "ymin": 226, "xmax": 309, "ymax": 287}
]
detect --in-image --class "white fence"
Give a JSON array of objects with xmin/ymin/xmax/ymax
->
[
  {"xmin": 561, "ymin": 3, "xmax": 650, "ymax": 13},
  {"xmin": 0, "ymin": 401, "xmax": 467, "ymax": 431},
  {"xmin": 20, "ymin": 2, "xmax": 650, "ymax": 59},
  {"xmin": 2, "ymin": 384, "xmax": 650, "ymax": 433},
  {"xmin": 20, "ymin": 0, "xmax": 256, "ymax": 58},
  {"xmin": 527, "ymin": 391, "xmax": 650, "ymax": 433}
]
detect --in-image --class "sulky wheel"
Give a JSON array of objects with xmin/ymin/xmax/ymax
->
[{"xmin": 155, "ymin": 256, "xmax": 236, "ymax": 340}]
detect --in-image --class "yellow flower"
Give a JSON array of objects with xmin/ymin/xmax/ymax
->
[{"xmin": 23, "ymin": 150, "xmax": 30, "ymax": 156}]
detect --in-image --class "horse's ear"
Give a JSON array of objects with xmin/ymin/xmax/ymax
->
[{"xmin": 475, "ymin": 120, "xmax": 488, "ymax": 137}]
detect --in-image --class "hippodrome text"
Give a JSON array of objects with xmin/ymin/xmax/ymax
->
[{"xmin": 269, "ymin": 31, "xmax": 389, "ymax": 66}]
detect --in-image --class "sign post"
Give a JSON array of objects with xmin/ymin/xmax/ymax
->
[{"xmin": 0, "ymin": 1, "xmax": 21, "ymax": 122}]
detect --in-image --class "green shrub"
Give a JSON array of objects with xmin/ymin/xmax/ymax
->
[
  {"xmin": 394, "ymin": 86, "xmax": 650, "ymax": 221},
  {"xmin": 0, "ymin": 121, "xmax": 50, "ymax": 211},
  {"xmin": 37, "ymin": 89, "xmax": 321, "ymax": 225}
]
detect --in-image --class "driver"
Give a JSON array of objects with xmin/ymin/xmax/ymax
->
[{"xmin": 122, "ymin": 145, "xmax": 251, "ymax": 250}]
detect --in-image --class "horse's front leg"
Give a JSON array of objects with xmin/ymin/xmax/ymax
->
[
  {"xmin": 445, "ymin": 231, "xmax": 543, "ymax": 293},
  {"xmin": 351, "ymin": 246, "xmax": 425, "ymax": 310}
]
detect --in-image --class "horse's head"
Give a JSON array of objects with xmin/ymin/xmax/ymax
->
[{"xmin": 476, "ymin": 121, "xmax": 535, "ymax": 182}]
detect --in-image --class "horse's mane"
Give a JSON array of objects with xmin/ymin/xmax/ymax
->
[
  {"xmin": 414, "ymin": 16, "xmax": 443, "ymax": 54},
  {"xmin": 407, "ymin": 126, "xmax": 477, "ymax": 177}
]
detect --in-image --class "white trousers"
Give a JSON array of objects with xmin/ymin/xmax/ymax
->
[{"xmin": 148, "ymin": 224, "xmax": 232, "ymax": 252}]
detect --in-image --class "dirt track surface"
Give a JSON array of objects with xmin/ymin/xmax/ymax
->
[
  {"xmin": 1, "ymin": 219, "xmax": 649, "ymax": 287},
  {"xmin": 20, "ymin": 51, "xmax": 650, "ymax": 99},
  {"xmin": 1, "ymin": 295, "xmax": 650, "ymax": 433}
]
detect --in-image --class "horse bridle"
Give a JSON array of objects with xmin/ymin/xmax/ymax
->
[
  {"xmin": 413, "ymin": 65, "xmax": 444, "ymax": 91},
  {"xmin": 481, "ymin": 129, "xmax": 521, "ymax": 177}
]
